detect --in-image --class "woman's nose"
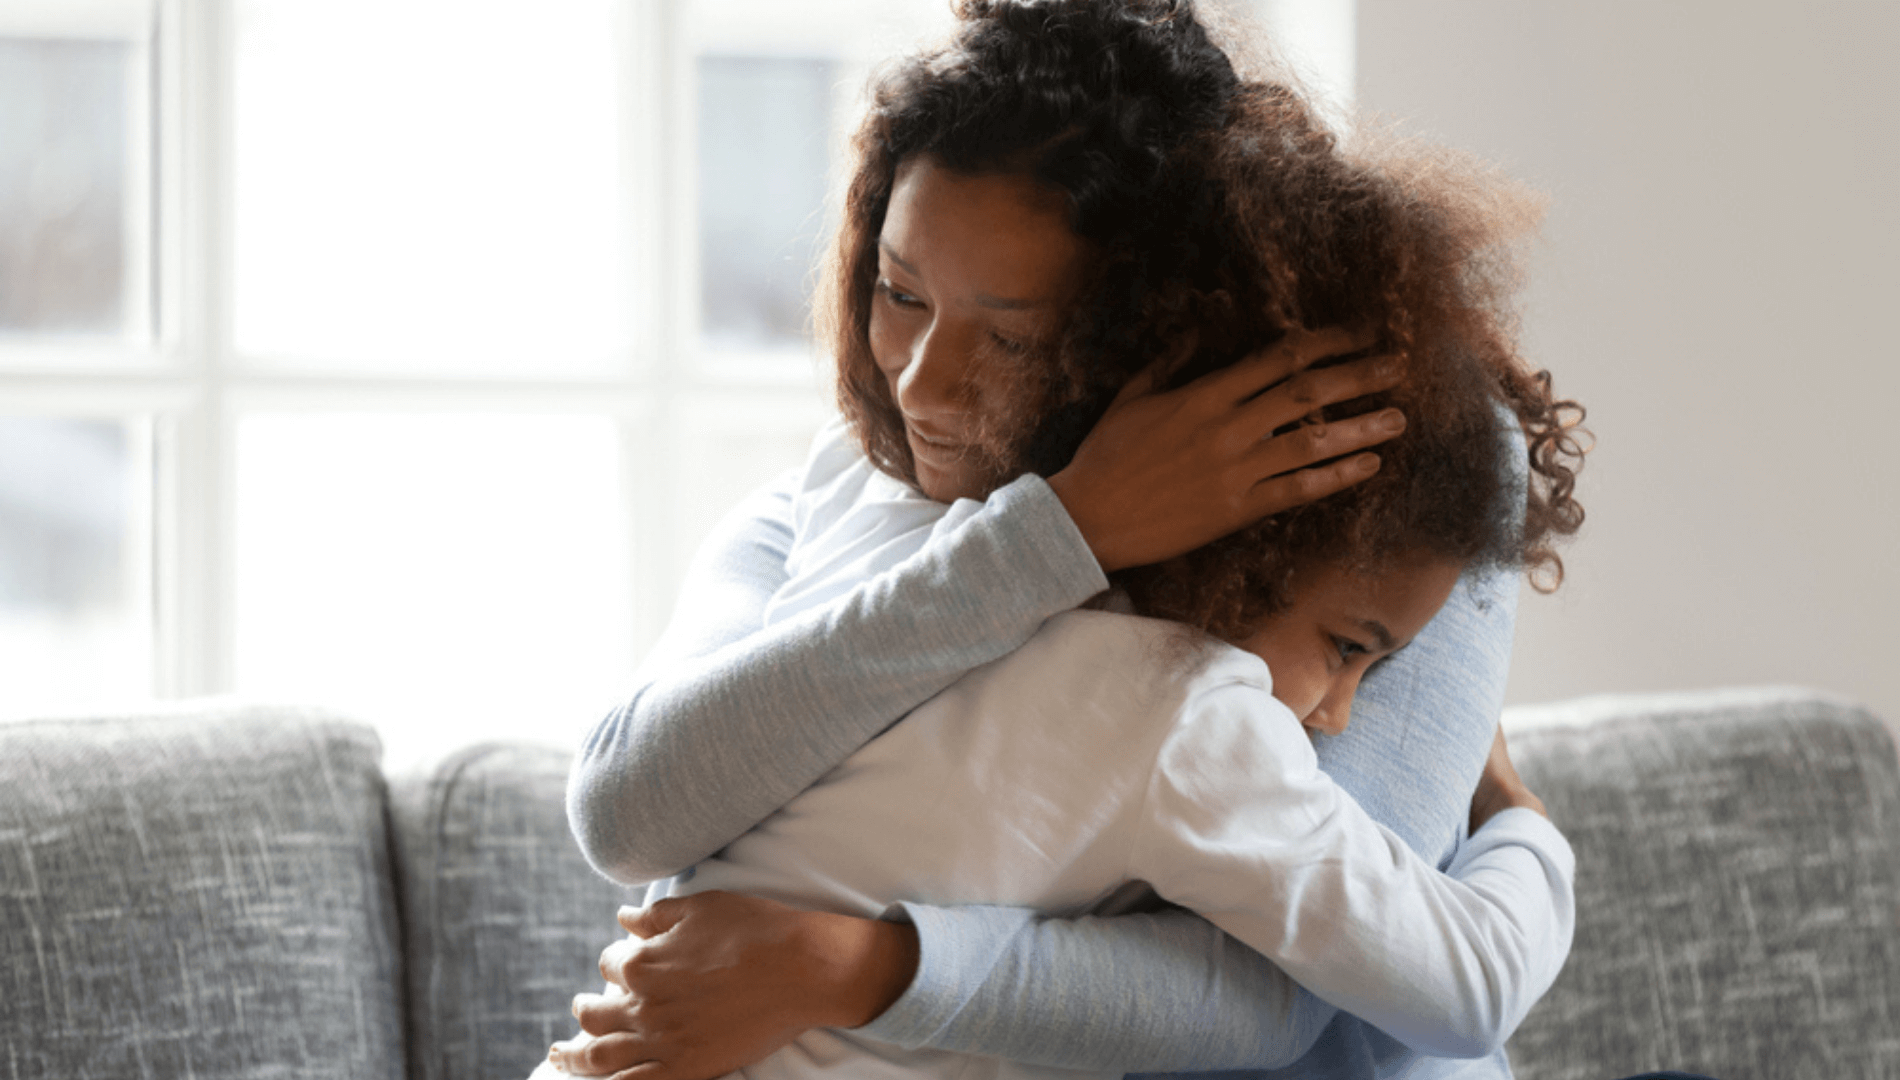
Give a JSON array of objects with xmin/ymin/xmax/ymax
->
[{"xmin": 895, "ymin": 325, "xmax": 966, "ymax": 420}]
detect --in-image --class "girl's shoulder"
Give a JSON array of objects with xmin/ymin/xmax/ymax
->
[{"xmin": 1034, "ymin": 609, "xmax": 1274, "ymax": 697}]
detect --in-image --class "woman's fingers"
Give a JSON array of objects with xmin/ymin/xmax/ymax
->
[
  {"xmin": 618, "ymin": 898, "xmax": 686, "ymax": 940},
  {"xmin": 1049, "ymin": 325, "xmax": 1404, "ymax": 571},
  {"xmin": 1242, "ymin": 451, "xmax": 1383, "ymax": 519},
  {"xmin": 550, "ymin": 1032, "xmax": 654, "ymax": 1077},
  {"xmin": 1244, "ymin": 407, "xmax": 1406, "ymax": 484},
  {"xmin": 599, "ymin": 935, "xmax": 661, "ymax": 992},
  {"xmin": 575, "ymin": 992, "xmax": 639, "ymax": 1038},
  {"xmin": 1233, "ymin": 351, "xmax": 1401, "ymax": 434},
  {"xmin": 1201, "ymin": 326, "xmax": 1379, "ymax": 407}
]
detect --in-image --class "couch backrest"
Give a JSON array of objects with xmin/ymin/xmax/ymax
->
[
  {"xmin": 8, "ymin": 690, "xmax": 1893, "ymax": 1080},
  {"xmin": 0, "ymin": 703, "xmax": 406, "ymax": 1080},
  {"xmin": 388, "ymin": 741, "xmax": 634, "ymax": 1080},
  {"xmin": 1505, "ymin": 688, "xmax": 1900, "ymax": 1080}
]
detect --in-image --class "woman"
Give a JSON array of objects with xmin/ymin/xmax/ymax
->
[{"xmin": 555, "ymin": 1, "xmax": 1583, "ymax": 1077}]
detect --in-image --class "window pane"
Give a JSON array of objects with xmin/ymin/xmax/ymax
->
[
  {"xmin": 687, "ymin": 1, "xmax": 957, "ymax": 363},
  {"xmin": 669, "ymin": 398, "xmax": 828, "ymax": 599},
  {"xmin": 0, "ymin": 415, "xmax": 154, "ymax": 716},
  {"xmin": 0, "ymin": 38, "xmax": 143, "ymax": 339},
  {"xmin": 232, "ymin": 0, "xmax": 628, "ymax": 375},
  {"xmin": 697, "ymin": 55, "xmax": 834, "ymax": 354},
  {"xmin": 234, "ymin": 412, "xmax": 634, "ymax": 770}
]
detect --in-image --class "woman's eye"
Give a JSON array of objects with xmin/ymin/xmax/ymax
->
[
  {"xmin": 875, "ymin": 280, "xmax": 923, "ymax": 309},
  {"xmin": 1333, "ymin": 637, "xmax": 1368, "ymax": 665},
  {"xmin": 989, "ymin": 332, "xmax": 1029, "ymax": 355}
]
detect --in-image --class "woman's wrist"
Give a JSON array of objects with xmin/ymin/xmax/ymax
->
[
  {"xmin": 798, "ymin": 909, "xmax": 921, "ymax": 1029},
  {"xmin": 1044, "ymin": 468, "xmax": 1120, "ymax": 572}
]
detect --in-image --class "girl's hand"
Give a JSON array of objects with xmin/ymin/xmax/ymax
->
[
  {"xmin": 547, "ymin": 891, "xmax": 918, "ymax": 1080},
  {"xmin": 1469, "ymin": 726, "xmax": 1548, "ymax": 833},
  {"xmin": 1047, "ymin": 327, "xmax": 1406, "ymax": 573}
]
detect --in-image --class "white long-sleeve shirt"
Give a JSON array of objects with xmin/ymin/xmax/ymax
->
[{"xmin": 644, "ymin": 423, "xmax": 1574, "ymax": 1080}]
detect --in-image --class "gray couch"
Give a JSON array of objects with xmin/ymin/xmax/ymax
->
[{"xmin": 2, "ymin": 689, "xmax": 1895, "ymax": 1080}]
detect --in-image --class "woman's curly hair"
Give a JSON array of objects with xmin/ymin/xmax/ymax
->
[{"xmin": 819, "ymin": 0, "xmax": 1588, "ymax": 644}]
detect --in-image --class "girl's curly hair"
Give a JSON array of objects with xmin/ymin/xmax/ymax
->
[{"xmin": 819, "ymin": 0, "xmax": 1588, "ymax": 644}]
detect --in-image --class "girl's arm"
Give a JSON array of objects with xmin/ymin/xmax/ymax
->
[
  {"xmin": 856, "ymin": 504, "xmax": 1539, "ymax": 1074},
  {"xmin": 563, "ymin": 569, "xmax": 1560, "ymax": 1078},
  {"xmin": 1126, "ymin": 686, "xmax": 1574, "ymax": 1061},
  {"xmin": 856, "ymin": 566, "xmax": 1543, "ymax": 1072}
]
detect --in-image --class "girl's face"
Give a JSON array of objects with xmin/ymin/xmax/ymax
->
[
  {"xmin": 870, "ymin": 155, "xmax": 1085, "ymax": 502},
  {"xmin": 1241, "ymin": 556, "xmax": 1467, "ymax": 740}
]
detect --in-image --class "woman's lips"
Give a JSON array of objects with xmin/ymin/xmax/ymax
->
[{"xmin": 906, "ymin": 420, "xmax": 967, "ymax": 456}]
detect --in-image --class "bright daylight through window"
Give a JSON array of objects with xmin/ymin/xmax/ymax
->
[
  {"xmin": 0, "ymin": 0, "xmax": 1339, "ymax": 768},
  {"xmin": 0, "ymin": 0, "xmax": 955, "ymax": 767}
]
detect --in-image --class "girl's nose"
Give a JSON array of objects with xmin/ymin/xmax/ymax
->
[
  {"xmin": 1306, "ymin": 703, "xmax": 1349, "ymax": 738},
  {"xmin": 1306, "ymin": 682, "xmax": 1359, "ymax": 738}
]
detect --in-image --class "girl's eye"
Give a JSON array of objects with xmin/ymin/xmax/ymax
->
[
  {"xmin": 1333, "ymin": 637, "xmax": 1369, "ymax": 665},
  {"xmin": 875, "ymin": 279, "xmax": 923, "ymax": 309}
]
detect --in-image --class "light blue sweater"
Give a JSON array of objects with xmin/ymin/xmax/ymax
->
[{"xmin": 568, "ymin": 460, "xmax": 1540, "ymax": 1077}]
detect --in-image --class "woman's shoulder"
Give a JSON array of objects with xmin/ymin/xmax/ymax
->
[
  {"xmin": 763, "ymin": 419, "xmax": 949, "ymax": 626},
  {"xmin": 791, "ymin": 419, "xmax": 926, "ymax": 521},
  {"xmin": 794, "ymin": 418, "xmax": 912, "ymax": 489}
]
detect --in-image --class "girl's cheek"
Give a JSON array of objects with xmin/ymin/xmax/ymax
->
[{"xmin": 1269, "ymin": 662, "xmax": 1327, "ymax": 724}]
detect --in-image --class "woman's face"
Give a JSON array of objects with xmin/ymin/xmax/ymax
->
[
  {"xmin": 1241, "ymin": 556, "xmax": 1467, "ymax": 740},
  {"xmin": 870, "ymin": 155, "xmax": 1085, "ymax": 502}
]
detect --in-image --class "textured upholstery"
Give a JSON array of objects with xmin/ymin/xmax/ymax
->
[
  {"xmin": 1504, "ymin": 689, "xmax": 1900, "ymax": 1080},
  {"xmin": 0, "ymin": 703, "xmax": 405, "ymax": 1080},
  {"xmin": 3, "ymin": 690, "xmax": 1896, "ymax": 1079},
  {"xmin": 389, "ymin": 742, "xmax": 635, "ymax": 1080}
]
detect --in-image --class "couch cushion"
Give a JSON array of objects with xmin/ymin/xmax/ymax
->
[
  {"xmin": 390, "ymin": 742, "xmax": 636, "ymax": 1080},
  {"xmin": 0, "ymin": 702, "xmax": 404, "ymax": 1079},
  {"xmin": 1504, "ymin": 688, "xmax": 1900, "ymax": 1080}
]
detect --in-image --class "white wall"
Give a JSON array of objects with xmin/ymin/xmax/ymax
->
[{"xmin": 1353, "ymin": 2, "xmax": 1900, "ymax": 719}]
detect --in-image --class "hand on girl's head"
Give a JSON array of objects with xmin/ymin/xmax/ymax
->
[{"xmin": 1048, "ymin": 327, "xmax": 1407, "ymax": 574}]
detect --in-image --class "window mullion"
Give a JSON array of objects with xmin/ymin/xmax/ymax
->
[
  {"xmin": 621, "ymin": 0, "xmax": 686, "ymax": 657},
  {"xmin": 156, "ymin": 0, "xmax": 235, "ymax": 698}
]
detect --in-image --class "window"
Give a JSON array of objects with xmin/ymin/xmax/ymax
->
[
  {"xmin": 1, "ymin": 0, "xmax": 1344, "ymax": 767},
  {"xmin": 1, "ymin": 0, "xmax": 158, "ymax": 717},
  {"xmin": 0, "ymin": 0, "xmax": 950, "ymax": 768}
]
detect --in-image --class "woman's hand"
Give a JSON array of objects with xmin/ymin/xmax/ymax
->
[
  {"xmin": 547, "ymin": 891, "xmax": 919, "ymax": 1080},
  {"xmin": 1469, "ymin": 726, "xmax": 1548, "ymax": 833},
  {"xmin": 1047, "ymin": 327, "xmax": 1406, "ymax": 573}
]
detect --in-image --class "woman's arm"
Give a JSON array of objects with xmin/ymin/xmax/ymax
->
[
  {"xmin": 569, "ymin": 337, "xmax": 1403, "ymax": 885},
  {"xmin": 568, "ymin": 468, "xmax": 1109, "ymax": 884},
  {"xmin": 561, "ymin": 569, "xmax": 1559, "ymax": 1079}
]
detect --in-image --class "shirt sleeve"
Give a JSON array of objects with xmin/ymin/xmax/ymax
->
[
  {"xmin": 1127, "ymin": 680, "xmax": 1576, "ymax": 1060},
  {"xmin": 565, "ymin": 469, "xmax": 1109, "ymax": 885},
  {"xmin": 859, "ymin": 901, "xmax": 1337, "ymax": 1071}
]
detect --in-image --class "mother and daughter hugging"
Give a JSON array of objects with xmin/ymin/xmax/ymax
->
[{"xmin": 524, "ymin": 2, "xmax": 1684, "ymax": 1079}]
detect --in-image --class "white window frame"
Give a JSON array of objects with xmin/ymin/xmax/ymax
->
[
  {"xmin": 0, "ymin": 0, "xmax": 1350, "ymax": 715},
  {"xmin": 0, "ymin": 0, "xmax": 834, "ymax": 711}
]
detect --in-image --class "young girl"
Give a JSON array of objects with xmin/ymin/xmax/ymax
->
[{"xmin": 554, "ymin": 2, "xmax": 1585, "ymax": 1077}]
